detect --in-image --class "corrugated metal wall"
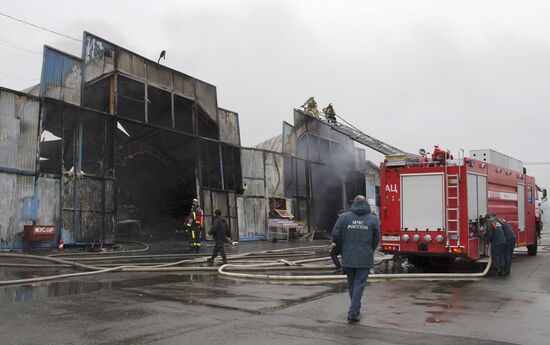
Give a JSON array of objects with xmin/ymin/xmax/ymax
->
[
  {"xmin": 40, "ymin": 47, "xmax": 82, "ymax": 105},
  {"xmin": 0, "ymin": 90, "xmax": 41, "ymax": 248},
  {"xmin": 264, "ymin": 152, "xmax": 284, "ymax": 198},
  {"xmin": 117, "ymin": 49, "xmax": 146, "ymax": 79},
  {"xmin": 0, "ymin": 89, "xmax": 40, "ymax": 172},
  {"xmin": 241, "ymin": 149, "xmax": 265, "ymax": 197},
  {"xmin": 218, "ymin": 108, "xmax": 240, "ymax": 146},
  {"xmin": 36, "ymin": 177, "xmax": 60, "ymax": 228},
  {"xmin": 194, "ymin": 79, "xmax": 218, "ymax": 124},
  {"xmin": 282, "ymin": 121, "xmax": 296, "ymax": 155},
  {"xmin": 237, "ymin": 196, "xmax": 267, "ymax": 238},
  {"xmin": 202, "ymin": 189, "xmax": 239, "ymax": 240},
  {"xmin": 83, "ymin": 33, "xmax": 115, "ymax": 83},
  {"xmin": 0, "ymin": 174, "xmax": 34, "ymax": 247}
]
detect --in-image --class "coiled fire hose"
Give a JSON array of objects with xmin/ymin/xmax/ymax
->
[{"xmin": 0, "ymin": 245, "xmax": 493, "ymax": 286}]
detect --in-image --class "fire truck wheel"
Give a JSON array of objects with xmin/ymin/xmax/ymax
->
[{"xmin": 527, "ymin": 232, "xmax": 538, "ymax": 256}]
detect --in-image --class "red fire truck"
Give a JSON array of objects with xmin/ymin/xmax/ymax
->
[{"xmin": 380, "ymin": 147, "xmax": 543, "ymax": 262}]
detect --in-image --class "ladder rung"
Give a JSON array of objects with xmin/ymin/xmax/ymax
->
[
  {"xmin": 447, "ymin": 219, "xmax": 458, "ymax": 222},
  {"xmin": 447, "ymin": 208, "xmax": 459, "ymax": 210},
  {"xmin": 447, "ymin": 174, "xmax": 458, "ymax": 177},
  {"xmin": 448, "ymin": 197, "xmax": 458, "ymax": 199}
]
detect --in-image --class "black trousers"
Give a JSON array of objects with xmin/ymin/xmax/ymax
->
[
  {"xmin": 330, "ymin": 246, "xmax": 341, "ymax": 269},
  {"xmin": 210, "ymin": 244, "xmax": 227, "ymax": 261},
  {"xmin": 190, "ymin": 228, "xmax": 201, "ymax": 253},
  {"xmin": 503, "ymin": 238, "xmax": 515, "ymax": 274},
  {"xmin": 490, "ymin": 243, "xmax": 505, "ymax": 273}
]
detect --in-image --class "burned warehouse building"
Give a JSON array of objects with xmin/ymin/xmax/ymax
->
[{"xmin": 0, "ymin": 32, "xmax": 381, "ymax": 249}]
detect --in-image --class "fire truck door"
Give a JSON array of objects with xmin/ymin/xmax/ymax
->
[
  {"xmin": 467, "ymin": 173, "xmax": 487, "ymax": 222},
  {"xmin": 400, "ymin": 174, "xmax": 444, "ymax": 231},
  {"xmin": 517, "ymin": 184, "xmax": 526, "ymax": 244},
  {"xmin": 467, "ymin": 173, "xmax": 487, "ymax": 255}
]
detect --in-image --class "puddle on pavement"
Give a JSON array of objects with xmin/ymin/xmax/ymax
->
[
  {"xmin": 0, "ymin": 268, "xmax": 220, "ymax": 304},
  {"xmin": 1, "ymin": 280, "xmax": 112, "ymax": 303}
]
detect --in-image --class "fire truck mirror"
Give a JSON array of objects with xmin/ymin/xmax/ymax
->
[{"xmin": 419, "ymin": 148, "xmax": 426, "ymax": 156}]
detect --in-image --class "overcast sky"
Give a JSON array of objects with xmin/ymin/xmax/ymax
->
[{"xmin": 0, "ymin": 0, "xmax": 549, "ymax": 190}]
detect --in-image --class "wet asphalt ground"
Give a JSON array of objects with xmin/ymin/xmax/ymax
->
[{"xmin": 1, "ymin": 233, "xmax": 549, "ymax": 345}]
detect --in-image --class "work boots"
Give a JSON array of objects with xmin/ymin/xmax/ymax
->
[{"xmin": 207, "ymin": 258, "xmax": 214, "ymax": 267}]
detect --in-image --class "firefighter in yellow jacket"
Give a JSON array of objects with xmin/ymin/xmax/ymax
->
[{"xmin": 186, "ymin": 198, "xmax": 204, "ymax": 253}]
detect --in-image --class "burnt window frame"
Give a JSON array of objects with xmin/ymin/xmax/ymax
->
[
  {"xmin": 39, "ymin": 101, "xmax": 64, "ymax": 175},
  {"xmin": 147, "ymin": 85, "xmax": 173, "ymax": 129},
  {"xmin": 116, "ymin": 74, "xmax": 146, "ymax": 123},
  {"xmin": 83, "ymin": 75, "xmax": 113, "ymax": 114},
  {"xmin": 174, "ymin": 94, "xmax": 194, "ymax": 134},
  {"xmin": 197, "ymin": 105, "xmax": 219, "ymax": 140}
]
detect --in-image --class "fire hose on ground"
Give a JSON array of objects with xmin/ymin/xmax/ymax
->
[{"xmin": 0, "ymin": 245, "xmax": 494, "ymax": 286}]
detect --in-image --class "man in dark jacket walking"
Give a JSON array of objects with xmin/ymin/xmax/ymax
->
[
  {"xmin": 332, "ymin": 195, "xmax": 380, "ymax": 324},
  {"xmin": 207, "ymin": 210, "xmax": 232, "ymax": 266}
]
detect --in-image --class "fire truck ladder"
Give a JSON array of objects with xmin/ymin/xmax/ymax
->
[
  {"xmin": 310, "ymin": 110, "xmax": 405, "ymax": 156},
  {"xmin": 444, "ymin": 150, "xmax": 463, "ymax": 248}
]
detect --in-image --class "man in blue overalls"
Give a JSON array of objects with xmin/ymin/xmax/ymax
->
[
  {"xmin": 493, "ymin": 213, "xmax": 516, "ymax": 275},
  {"xmin": 485, "ymin": 213, "xmax": 506, "ymax": 276}
]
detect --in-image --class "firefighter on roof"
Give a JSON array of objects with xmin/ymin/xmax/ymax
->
[
  {"xmin": 300, "ymin": 96, "xmax": 320, "ymax": 118},
  {"xmin": 186, "ymin": 198, "xmax": 204, "ymax": 253},
  {"xmin": 322, "ymin": 103, "xmax": 337, "ymax": 125}
]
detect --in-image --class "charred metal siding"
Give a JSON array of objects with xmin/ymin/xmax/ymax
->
[
  {"xmin": 0, "ymin": 174, "xmax": 34, "ymax": 247},
  {"xmin": 83, "ymin": 33, "xmax": 115, "ymax": 83},
  {"xmin": 0, "ymin": 89, "xmax": 40, "ymax": 172},
  {"xmin": 40, "ymin": 46, "xmax": 82, "ymax": 105},
  {"xmin": 241, "ymin": 149, "xmax": 265, "ymax": 197},
  {"xmin": 0, "ymin": 90, "xmax": 41, "ymax": 248},
  {"xmin": 238, "ymin": 148, "xmax": 268, "ymax": 238},
  {"xmin": 218, "ymin": 108, "xmax": 240, "ymax": 146},
  {"xmin": 237, "ymin": 196, "xmax": 267, "ymax": 239},
  {"xmin": 264, "ymin": 152, "xmax": 284, "ymax": 198},
  {"xmin": 1, "ymin": 32, "xmax": 245, "ymax": 246},
  {"xmin": 202, "ymin": 189, "xmax": 239, "ymax": 240},
  {"xmin": 36, "ymin": 177, "xmax": 61, "ymax": 229},
  {"xmin": 83, "ymin": 32, "xmax": 241, "ymax": 241}
]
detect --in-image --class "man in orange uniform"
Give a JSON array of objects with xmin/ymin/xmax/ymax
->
[{"xmin": 186, "ymin": 198, "xmax": 204, "ymax": 253}]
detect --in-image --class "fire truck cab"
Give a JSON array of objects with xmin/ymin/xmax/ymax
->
[{"xmin": 380, "ymin": 147, "xmax": 540, "ymax": 261}]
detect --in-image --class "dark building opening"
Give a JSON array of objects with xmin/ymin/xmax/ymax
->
[
  {"xmin": 115, "ymin": 120, "xmax": 197, "ymax": 239},
  {"xmin": 311, "ymin": 163, "xmax": 344, "ymax": 231},
  {"xmin": 83, "ymin": 76, "xmax": 112, "ymax": 113},
  {"xmin": 117, "ymin": 75, "xmax": 145, "ymax": 122},
  {"xmin": 174, "ymin": 95, "xmax": 194, "ymax": 134},
  {"xmin": 197, "ymin": 105, "xmax": 218, "ymax": 140},
  {"xmin": 147, "ymin": 85, "xmax": 172, "ymax": 128}
]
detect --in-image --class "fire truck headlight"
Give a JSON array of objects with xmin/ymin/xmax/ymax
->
[
  {"xmin": 435, "ymin": 234, "xmax": 444, "ymax": 243},
  {"xmin": 424, "ymin": 234, "xmax": 432, "ymax": 242},
  {"xmin": 402, "ymin": 234, "xmax": 410, "ymax": 242},
  {"xmin": 413, "ymin": 234, "xmax": 420, "ymax": 242}
]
